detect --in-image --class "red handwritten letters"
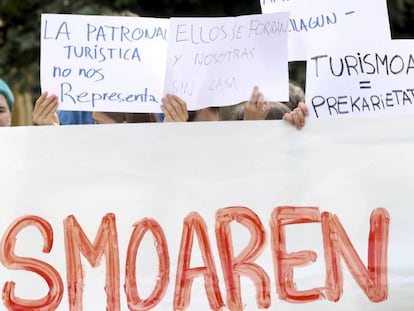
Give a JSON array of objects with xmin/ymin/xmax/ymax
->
[
  {"xmin": 0, "ymin": 206, "xmax": 389, "ymax": 310},
  {"xmin": 0, "ymin": 216, "xmax": 63, "ymax": 311}
]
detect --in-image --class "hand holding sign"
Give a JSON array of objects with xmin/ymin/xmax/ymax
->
[
  {"xmin": 243, "ymin": 86, "xmax": 271, "ymax": 120},
  {"xmin": 161, "ymin": 94, "xmax": 189, "ymax": 122}
]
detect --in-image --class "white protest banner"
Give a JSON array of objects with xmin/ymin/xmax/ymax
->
[
  {"xmin": 305, "ymin": 40, "xmax": 414, "ymax": 119},
  {"xmin": 41, "ymin": 14, "xmax": 168, "ymax": 113},
  {"xmin": 163, "ymin": 13, "xmax": 289, "ymax": 110},
  {"xmin": 1, "ymin": 116, "xmax": 414, "ymax": 310},
  {"xmin": 260, "ymin": 0, "xmax": 391, "ymax": 61}
]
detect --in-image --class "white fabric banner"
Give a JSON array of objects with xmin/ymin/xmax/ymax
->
[{"xmin": 1, "ymin": 115, "xmax": 414, "ymax": 310}]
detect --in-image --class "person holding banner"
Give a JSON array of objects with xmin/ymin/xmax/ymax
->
[{"xmin": 0, "ymin": 78, "xmax": 15, "ymax": 127}]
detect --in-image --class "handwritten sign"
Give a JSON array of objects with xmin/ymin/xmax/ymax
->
[
  {"xmin": 163, "ymin": 13, "xmax": 289, "ymax": 110},
  {"xmin": 1, "ymin": 117, "xmax": 414, "ymax": 309},
  {"xmin": 40, "ymin": 14, "xmax": 169, "ymax": 113},
  {"xmin": 260, "ymin": 0, "xmax": 391, "ymax": 61},
  {"xmin": 305, "ymin": 40, "xmax": 414, "ymax": 119}
]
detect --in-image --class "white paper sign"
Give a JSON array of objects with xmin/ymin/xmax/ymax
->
[
  {"xmin": 163, "ymin": 13, "xmax": 289, "ymax": 110},
  {"xmin": 1, "ymin": 116, "xmax": 414, "ymax": 310},
  {"xmin": 305, "ymin": 40, "xmax": 414, "ymax": 119},
  {"xmin": 260, "ymin": 0, "xmax": 391, "ymax": 61},
  {"xmin": 40, "ymin": 14, "xmax": 169, "ymax": 113}
]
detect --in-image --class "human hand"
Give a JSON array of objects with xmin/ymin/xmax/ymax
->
[
  {"xmin": 161, "ymin": 94, "xmax": 189, "ymax": 122},
  {"xmin": 32, "ymin": 92, "xmax": 60, "ymax": 126},
  {"xmin": 243, "ymin": 86, "xmax": 270, "ymax": 120},
  {"xmin": 282, "ymin": 101, "xmax": 308, "ymax": 130}
]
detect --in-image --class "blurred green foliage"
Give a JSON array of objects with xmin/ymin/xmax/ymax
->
[{"xmin": 0, "ymin": 0, "xmax": 413, "ymax": 93}]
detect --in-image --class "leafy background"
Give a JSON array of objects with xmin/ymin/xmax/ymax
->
[{"xmin": 0, "ymin": 0, "xmax": 413, "ymax": 124}]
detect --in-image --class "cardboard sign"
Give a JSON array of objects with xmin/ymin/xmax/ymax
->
[
  {"xmin": 41, "ymin": 14, "xmax": 169, "ymax": 113},
  {"xmin": 305, "ymin": 40, "xmax": 414, "ymax": 119},
  {"xmin": 1, "ymin": 116, "xmax": 414, "ymax": 309},
  {"xmin": 260, "ymin": 0, "xmax": 391, "ymax": 61},
  {"xmin": 162, "ymin": 12, "xmax": 290, "ymax": 110}
]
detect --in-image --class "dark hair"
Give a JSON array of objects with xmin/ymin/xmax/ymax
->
[{"xmin": 103, "ymin": 112, "xmax": 157, "ymax": 123}]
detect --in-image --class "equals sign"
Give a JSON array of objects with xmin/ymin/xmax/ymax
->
[{"xmin": 359, "ymin": 81, "xmax": 371, "ymax": 89}]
